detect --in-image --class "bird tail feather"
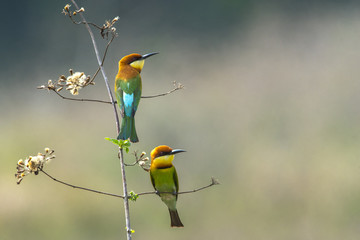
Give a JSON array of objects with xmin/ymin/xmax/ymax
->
[
  {"xmin": 169, "ymin": 209, "xmax": 184, "ymax": 227},
  {"xmin": 118, "ymin": 116, "xmax": 138, "ymax": 143}
]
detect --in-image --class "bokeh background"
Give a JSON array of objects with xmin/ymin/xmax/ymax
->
[{"xmin": 2, "ymin": 0, "xmax": 360, "ymax": 239}]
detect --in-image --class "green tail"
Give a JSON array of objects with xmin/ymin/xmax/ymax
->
[
  {"xmin": 117, "ymin": 116, "xmax": 139, "ymax": 142},
  {"xmin": 169, "ymin": 209, "xmax": 184, "ymax": 227}
]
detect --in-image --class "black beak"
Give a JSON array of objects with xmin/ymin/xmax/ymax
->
[
  {"xmin": 141, "ymin": 52, "xmax": 159, "ymax": 59},
  {"xmin": 171, "ymin": 149, "xmax": 186, "ymax": 155}
]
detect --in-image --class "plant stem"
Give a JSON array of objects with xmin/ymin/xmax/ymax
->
[
  {"xmin": 70, "ymin": 1, "xmax": 131, "ymax": 239},
  {"xmin": 119, "ymin": 147, "xmax": 132, "ymax": 238}
]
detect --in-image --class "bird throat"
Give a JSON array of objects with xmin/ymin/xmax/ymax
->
[
  {"xmin": 130, "ymin": 59, "xmax": 145, "ymax": 72},
  {"xmin": 152, "ymin": 155, "xmax": 174, "ymax": 169}
]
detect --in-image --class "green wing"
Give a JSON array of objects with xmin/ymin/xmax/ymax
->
[
  {"xmin": 115, "ymin": 78, "xmax": 124, "ymax": 116},
  {"xmin": 173, "ymin": 166, "xmax": 179, "ymax": 199},
  {"xmin": 150, "ymin": 170, "xmax": 156, "ymax": 190},
  {"xmin": 117, "ymin": 75, "xmax": 142, "ymax": 116}
]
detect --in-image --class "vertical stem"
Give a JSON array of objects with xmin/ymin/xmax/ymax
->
[
  {"xmin": 70, "ymin": 0, "xmax": 120, "ymax": 133},
  {"xmin": 119, "ymin": 148, "xmax": 131, "ymax": 239},
  {"xmin": 70, "ymin": 1, "xmax": 131, "ymax": 239}
]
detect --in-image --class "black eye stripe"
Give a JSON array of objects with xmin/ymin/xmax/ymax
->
[{"xmin": 157, "ymin": 151, "xmax": 170, "ymax": 157}]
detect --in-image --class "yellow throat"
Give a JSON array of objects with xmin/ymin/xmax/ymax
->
[
  {"xmin": 152, "ymin": 155, "xmax": 174, "ymax": 169},
  {"xmin": 130, "ymin": 59, "xmax": 145, "ymax": 72}
]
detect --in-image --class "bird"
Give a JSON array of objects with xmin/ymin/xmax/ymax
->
[
  {"xmin": 150, "ymin": 145, "xmax": 185, "ymax": 227},
  {"xmin": 115, "ymin": 52, "xmax": 158, "ymax": 142}
]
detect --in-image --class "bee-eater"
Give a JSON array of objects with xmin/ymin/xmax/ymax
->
[
  {"xmin": 150, "ymin": 145, "xmax": 185, "ymax": 227},
  {"xmin": 115, "ymin": 52, "xmax": 158, "ymax": 142}
]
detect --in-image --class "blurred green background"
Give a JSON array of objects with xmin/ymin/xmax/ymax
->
[{"xmin": 2, "ymin": 0, "xmax": 360, "ymax": 239}]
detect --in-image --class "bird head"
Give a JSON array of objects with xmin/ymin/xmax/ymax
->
[
  {"xmin": 119, "ymin": 52, "xmax": 158, "ymax": 73},
  {"xmin": 150, "ymin": 145, "xmax": 186, "ymax": 168}
]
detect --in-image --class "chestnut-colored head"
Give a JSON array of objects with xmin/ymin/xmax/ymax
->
[
  {"xmin": 150, "ymin": 145, "xmax": 185, "ymax": 169},
  {"xmin": 119, "ymin": 52, "xmax": 158, "ymax": 73}
]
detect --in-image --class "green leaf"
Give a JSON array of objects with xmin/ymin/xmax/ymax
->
[
  {"xmin": 104, "ymin": 137, "xmax": 131, "ymax": 153},
  {"xmin": 104, "ymin": 137, "xmax": 120, "ymax": 145},
  {"xmin": 128, "ymin": 191, "xmax": 139, "ymax": 202}
]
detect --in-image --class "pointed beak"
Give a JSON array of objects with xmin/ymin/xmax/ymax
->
[
  {"xmin": 171, "ymin": 149, "xmax": 186, "ymax": 155},
  {"xmin": 141, "ymin": 52, "xmax": 159, "ymax": 59}
]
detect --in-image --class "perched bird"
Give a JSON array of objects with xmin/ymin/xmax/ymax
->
[
  {"xmin": 115, "ymin": 52, "xmax": 158, "ymax": 142},
  {"xmin": 150, "ymin": 145, "xmax": 185, "ymax": 227}
]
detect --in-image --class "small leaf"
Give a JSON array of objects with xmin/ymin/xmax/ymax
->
[
  {"xmin": 129, "ymin": 191, "xmax": 139, "ymax": 202},
  {"xmin": 104, "ymin": 138, "xmax": 131, "ymax": 152},
  {"xmin": 104, "ymin": 137, "xmax": 121, "ymax": 146}
]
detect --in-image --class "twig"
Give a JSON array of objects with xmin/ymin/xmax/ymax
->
[
  {"xmin": 137, "ymin": 177, "xmax": 220, "ymax": 196},
  {"xmin": 69, "ymin": 17, "xmax": 103, "ymax": 30},
  {"xmin": 70, "ymin": 0, "xmax": 120, "ymax": 132},
  {"xmin": 40, "ymin": 169, "xmax": 218, "ymax": 198},
  {"xmin": 141, "ymin": 81, "xmax": 184, "ymax": 98},
  {"xmin": 40, "ymin": 169, "xmax": 124, "ymax": 198},
  {"xmin": 48, "ymin": 82, "xmax": 184, "ymax": 104},
  {"xmin": 88, "ymin": 34, "xmax": 116, "ymax": 85},
  {"xmin": 52, "ymin": 90, "xmax": 111, "ymax": 104},
  {"xmin": 124, "ymin": 151, "xmax": 150, "ymax": 172}
]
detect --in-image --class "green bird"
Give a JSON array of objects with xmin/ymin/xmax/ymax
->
[
  {"xmin": 150, "ymin": 145, "xmax": 185, "ymax": 227},
  {"xmin": 115, "ymin": 52, "xmax": 158, "ymax": 142}
]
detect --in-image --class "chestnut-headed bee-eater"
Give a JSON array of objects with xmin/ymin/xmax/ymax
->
[
  {"xmin": 115, "ymin": 52, "xmax": 158, "ymax": 142},
  {"xmin": 150, "ymin": 145, "xmax": 185, "ymax": 227}
]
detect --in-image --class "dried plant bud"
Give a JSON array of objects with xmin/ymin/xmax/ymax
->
[
  {"xmin": 72, "ymin": 7, "xmax": 85, "ymax": 15},
  {"xmin": 15, "ymin": 148, "xmax": 55, "ymax": 184},
  {"xmin": 139, "ymin": 154, "xmax": 150, "ymax": 171},
  {"xmin": 37, "ymin": 80, "xmax": 57, "ymax": 91},
  {"xmin": 64, "ymin": 4, "xmax": 71, "ymax": 11},
  {"xmin": 112, "ymin": 16, "xmax": 119, "ymax": 23},
  {"xmin": 100, "ymin": 16, "xmax": 119, "ymax": 38}
]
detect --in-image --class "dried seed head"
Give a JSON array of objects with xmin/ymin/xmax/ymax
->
[
  {"xmin": 64, "ymin": 4, "xmax": 71, "ymax": 11},
  {"xmin": 112, "ymin": 16, "xmax": 119, "ymax": 23},
  {"xmin": 15, "ymin": 148, "xmax": 56, "ymax": 184}
]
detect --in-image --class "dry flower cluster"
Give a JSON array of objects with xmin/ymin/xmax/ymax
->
[
  {"xmin": 62, "ymin": 4, "xmax": 119, "ymax": 39},
  {"xmin": 133, "ymin": 151, "xmax": 150, "ymax": 171},
  {"xmin": 15, "ymin": 148, "xmax": 55, "ymax": 184},
  {"xmin": 38, "ymin": 69, "xmax": 93, "ymax": 95}
]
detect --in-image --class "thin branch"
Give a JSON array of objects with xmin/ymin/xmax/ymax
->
[
  {"xmin": 70, "ymin": 0, "xmax": 120, "ymax": 133},
  {"xmin": 87, "ymin": 34, "xmax": 116, "ymax": 85},
  {"xmin": 65, "ymin": 7, "xmax": 103, "ymax": 30},
  {"xmin": 137, "ymin": 177, "xmax": 219, "ymax": 196},
  {"xmin": 47, "ymin": 82, "xmax": 184, "ymax": 104},
  {"xmin": 69, "ymin": 17, "xmax": 103, "ymax": 30},
  {"xmin": 141, "ymin": 81, "xmax": 184, "ymax": 98},
  {"xmin": 52, "ymin": 89, "xmax": 111, "ymax": 104},
  {"xmin": 125, "ymin": 151, "xmax": 150, "ymax": 172},
  {"xmin": 40, "ymin": 169, "xmax": 124, "ymax": 198},
  {"xmin": 178, "ymin": 177, "xmax": 219, "ymax": 195},
  {"xmin": 69, "ymin": 1, "xmax": 129, "ymax": 238},
  {"xmin": 40, "ymin": 168, "xmax": 218, "ymax": 198}
]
